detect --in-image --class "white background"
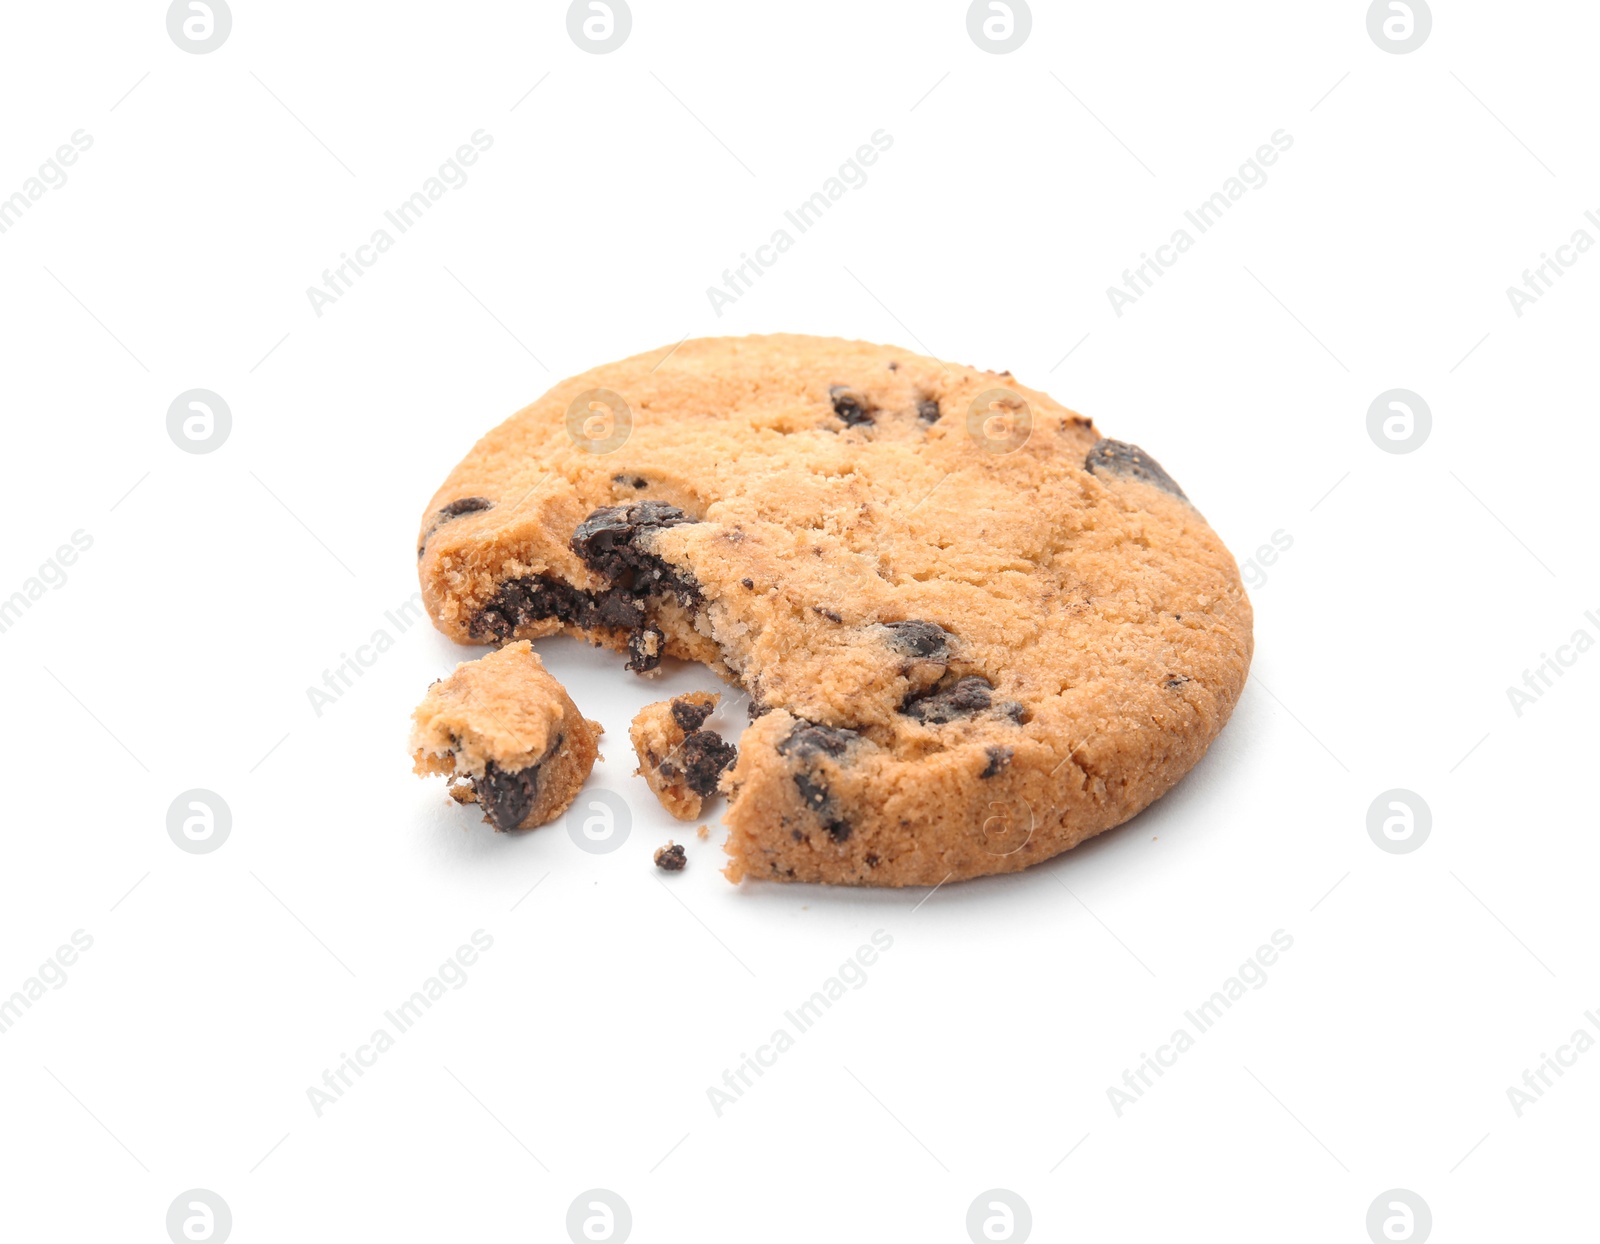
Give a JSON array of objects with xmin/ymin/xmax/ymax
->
[{"xmin": 1, "ymin": 1, "xmax": 1596, "ymax": 1240}]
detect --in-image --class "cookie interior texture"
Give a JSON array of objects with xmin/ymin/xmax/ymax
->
[
  {"xmin": 416, "ymin": 334, "xmax": 1253, "ymax": 883},
  {"xmin": 410, "ymin": 641, "xmax": 602, "ymax": 831}
]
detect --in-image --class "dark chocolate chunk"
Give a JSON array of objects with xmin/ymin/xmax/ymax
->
[
  {"xmin": 916, "ymin": 398, "xmax": 940, "ymax": 423},
  {"xmin": 882, "ymin": 620, "xmax": 951, "ymax": 661},
  {"xmin": 469, "ymin": 606, "xmax": 514, "ymax": 643},
  {"xmin": 571, "ymin": 501, "xmax": 700, "ymax": 600},
  {"xmin": 670, "ymin": 697, "xmax": 716, "ymax": 733},
  {"xmin": 902, "ymin": 676, "xmax": 994, "ymax": 725},
  {"xmin": 793, "ymin": 770, "xmax": 830, "ymax": 813},
  {"xmin": 980, "ymin": 746, "xmax": 1013, "ymax": 779},
  {"xmin": 438, "ymin": 497, "xmax": 493, "ymax": 520},
  {"xmin": 814, "ymin": 606, "xmax": 843, "ymax": 623},
  {"xmin": 476, "ymin": 760, "xmax": 539, "ymax": 832},
  {"xmin": 469, "ymin": 574, "xmax": 590, "ymax": 642},
  {"xmin": 654, "ymin": 842, "xmax": 687, "ymax": 871},
  {"xmin": 998, "ymin": 700, "xmax": 1029, "ymax": 724},
  {"xmin": 1084, "ymin": 438, "xmax": 1188, "ymax": 500},
  {"xmin": 741, "ymin": 578, "xmax": 755, "ymax": 589},
  {"xmin": 828, "ymin": 385, "xmax": 875, "ymax": 427},
  {"xmin": 778, "ymin": 722, "xmax": 858, "ymax": 841},
  {"xmin": 1165, "ymin": 675, "xmax": 1191, "ymax": 689},
  {"xmin": 587, "ymin": 590, "xmax": 645, "ymax": 632},
  {"xmin": 680, "ymin": 730, "xmax": 737, "ymax": 796},
  {"xmin": 777, "ymin": 722, "xmax": 859, "ymax": 762},
  {"xmin": 419, "ymin": 497, "xmax": 495, "ymax": 557},
  {"xmin": 626, "ymin": 626, "xmax": 665, "ymax": 673},
  {"xmin": 610, "ymin": 474, "xmax": 649, "ymax": 490}
]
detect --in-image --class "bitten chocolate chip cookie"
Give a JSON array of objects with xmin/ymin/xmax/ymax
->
[
  {"xmin": 630, "ymin": 692, "xmax": 738, "ymax": 821},
  {"xmin": 411, "ymin": 641, "xmax": 602, "ymax": 831},
  {"xmin": 416, "ymin": 334, "xmax": 1252, "ymax": 884}
]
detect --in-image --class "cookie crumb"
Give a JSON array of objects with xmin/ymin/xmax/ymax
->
[
  {"xmin": 410, "ymin": 642, "xmax": 602, "ymax": 832},
  {"xmin": 696, "ymin": 823, "xmax": 709, "ymax": 840},
  {"xmin": 654, "ymin": 841, "xmax": 687, "ymax": 871},
  {"xmin": 630, "ymin": 692, "xmax": 737, "ymax": 820}
]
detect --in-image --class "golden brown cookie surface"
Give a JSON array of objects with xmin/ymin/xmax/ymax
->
[{"xmin": 416, "ymin": 335, "xmax": 1253, "ymax": 883}]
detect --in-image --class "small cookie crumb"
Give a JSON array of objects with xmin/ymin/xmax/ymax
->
[
  {"xmin": 654, "ymin": 841, "xmax": 687, "ymax": 871},
  {"xmin": 630, "ymin": 692, "xmax": 737, "ymax": 820},
  {"xmin": 696, "ymin": 823, "xmax": 709, "ymax": 840}
]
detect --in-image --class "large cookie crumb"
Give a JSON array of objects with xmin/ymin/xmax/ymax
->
[{"xmin": 410, "ymin": 642, "xmax": 602, "ymax": 832}]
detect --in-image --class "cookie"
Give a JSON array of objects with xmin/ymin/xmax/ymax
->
[
  {"xmin": 630, "ymin": 692, "xmax": 738, "ymax": 821},
  {"xmin": 416, "ymin": 334, "xmax": 1252, "ymax": 884},
  {"xmin": 410, "ymin": 641, "xmax": 602, "ymax": 831}
]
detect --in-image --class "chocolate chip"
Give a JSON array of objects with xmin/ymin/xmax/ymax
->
[
  {"xmin": 551, "ymin": 502, "xmax": 703, "ymax": 669},
  {"xmin": 917, "ymin": 398, "xmax": 940, "ymax": 423},
  {"xmin": 828, "ymin": 385, "xmax": 875, "ymax": 427},
  {"xmin": 882, "ymin": 620, "xmax": 950, "ymax": 661},
  {"xmin": 670, "ymin": 697, "xmax": 716, "ymax": 732},
  {"xmin": 886, "ymin": 361, "xmax": 899, "ymax": 371},
  {"xmin": 475, "ymin": 760, "xmax": 539, "ymax": 832},
  {"xmin": 1084, "ymin": 438, "xmax": 1188, "ymax": 500},
  {"xmin": 589, "ymin": 590, "xmax": 648, "ymax": 632},
  {"xmin": 439, "ymin": 497, "xmax": 493, "ymax": 520},
  {"xmin": 469, "ymin": 575, "xmax": 593, "ymax": 642},
  {"xmin": 468, "ymin": 574, "xmax": 667, "ymax": 645},
  {"xmin": 571, "ymin": 502, "xmax": 700, "ymax": 600},
  {"xmin": 681, "ymin": 730, "xmax": 737, "ymax": 796},
  {"xmin": 814, "ymin": 606, "xmax": 843, "ymax": 623},
  {"xmin": 1165, "ymin": 675, "xmax": 1191, "ymax": 689},
  {"xmin": 901, "ymin": 676, "xmax": 995, "ymax": 725},
  {"xmin": 748, "ymin": 698, "xmax": 771, "ymax": 720},
  {"xmin": 778, "ymin": 722, "xmax": 859, "ymax": 762},
  {"xmin": 419, "ymin": 497, "xmax": 495, "ymax": 557},
  {"xmin": 980, "ymin": 746, "xmax": 1013, "ymax": 779},
  {"xmin": 777, "ymin": 722, "xmax": 857, "ymax": 842},
  {"xmin": 793, "ymin": 770, "xmax": 830, "ymax": 813},
  {"xmin": 741, "ymin": 577, "xmax": 755, "ymax": 589},
  {"xmin": 864, "ymin": 853, "xmax": 880, "ymax": 867},
  {"xmin": 654, "ymin": 842, "xmax": 687, "ymax": 871},
  {"xmin": 626, "ymin": 626, "xmax": 665, "ymax": 673}
]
